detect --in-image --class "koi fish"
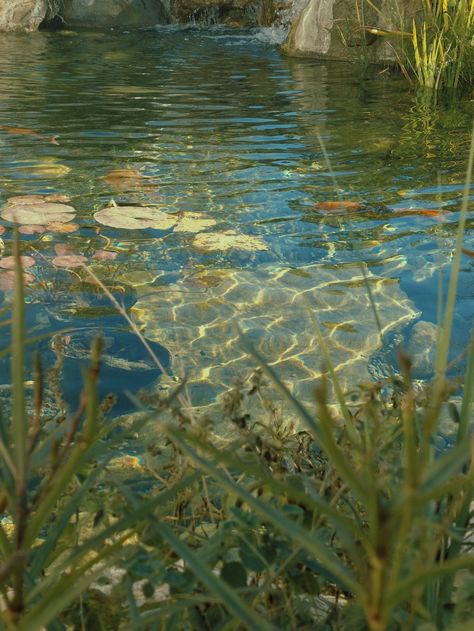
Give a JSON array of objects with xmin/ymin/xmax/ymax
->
[
  {"xmin": 313, "ymin": 201, "xmax": 362, "ymax": 214},
  {"xmin": 0, "ymin": 125, "xmax": 59, "ymax": 145},
  {"xmin": 394, "ymin": 208, "xmax": 448, "ymax": 221}
]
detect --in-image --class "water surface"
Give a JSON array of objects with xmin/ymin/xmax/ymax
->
[{"xmin": 0, "ymin": 27, "xmax": 473, "ymax": 417}]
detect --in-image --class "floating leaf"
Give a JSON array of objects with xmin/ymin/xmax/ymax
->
[
  {"xmin": 1, "ymin": 201, "xmax": 76, "ymax": 226},
  {"xmin": 6, "ymin": 193, "xmax": 71, "ymax": 205},
  {"xmin": 46, "ymin": 222, "xmax": 79, "ymax": 234},
  {"xmin": 313, "ymin": 201, "xmax": 362, "ymax": 213},
  {"xmin": 52, "ymin": 254, "xmax": 88, "ymax": 268},
  {"xmin": 93, "ymin": 205, "xmax": 177, "ymax": 230},
  {"xmin": 0, "ymin": 270, "xmax": 35, "ymax": 290},
  {"xmin": 54, "ymin": 243, "xmax": 75, "ymax": 256},
  {"xmin": 0, "ymin": 255, "xmax": 35, "ymax": 270},
  {"xmin": 92, "ymin": 250, "xmax": 118, "ymax": 261},
  {"xmin": 462, "ymin": 248, "xmax": 474, "ymax": 259},
  {"xmin": 18, "ymin": 225, "xmax": 46, "ymax": 235},
  {"xmin": 192, "ymin": 230, "xmax": 268, "ymax": 252},
  {"xmin": 174, "ymin": 212, "xmax": 217, "ymax": 233}
]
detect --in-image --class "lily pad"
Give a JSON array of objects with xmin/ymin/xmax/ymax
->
[
  {"xmin": 0, "ymin": 255, "xmax": 35, "ymax": 270},
  {"xmin": 6, "ymin": 194, "xmax": 71, "ymax": 205},
  {"xmin": 92, "ymin": 249, "xmax": 118, "ymax": 261},
  {"xmin": 174, "ymin": 212, "xmax": 216, "ymax": 233},
  {"xmin": 46, "ymin": 222, "xmax": 79, "ymax": 233},
  {"xmin": 192, "ymin": 230, "xmax": 268, "ymax": 252},
  {"xmin": 52, "ymin": 254, "xmax": 88, "ymax": 268},
  {"xmin": 0, "ymin": 270, "xmax": 35, "ymax": 290},
  {"xmin": 1, "ymin": 201, "xmax": 76, "ymax": 226},
  {"xmin": 18, "ymin": 225, "xmax": 46, "ymax": 235},
  {"xmin": 94, "ymin": 205, "xmax": 177, "ymax": 231}
]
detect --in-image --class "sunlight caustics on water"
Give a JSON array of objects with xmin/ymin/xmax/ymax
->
[{"xmin": 0, "ymin": 26, "xmax": 473, "ymax": 416}]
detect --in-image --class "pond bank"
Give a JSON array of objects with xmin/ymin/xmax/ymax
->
[{"xmin": 0, "ymin": 0, "xmax": 422, "ymax": 63}]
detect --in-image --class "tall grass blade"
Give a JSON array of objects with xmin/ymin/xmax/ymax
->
[{"xmin": 12, "ymin": 229, "xmax": 26, "ymax": 483}]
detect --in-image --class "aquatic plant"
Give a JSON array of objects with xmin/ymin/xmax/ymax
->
[{"xmin": 0, "ymin": 233, "xmax": 191, "ymax": 630}]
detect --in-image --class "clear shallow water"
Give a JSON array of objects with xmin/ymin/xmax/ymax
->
[{"xmin": 0, "ymin": 27, "xmax": 473, "ymax": 416}]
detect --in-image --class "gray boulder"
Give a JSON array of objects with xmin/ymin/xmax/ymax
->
[
  {"xmin": 0, "ymin": 0, "xmax": 48, "ymax": 32},
  {"xmin": 283, "ymin": 0, "xmax": 419, "ymax": 62},
  {"xmin": 59, "ymin": 0, "xmax": 170, "ymax": 27}
]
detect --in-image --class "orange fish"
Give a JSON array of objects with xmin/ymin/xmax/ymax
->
[
  {"xmin": 394, "ymin": 208, "xmax": 447, "ymax": 221},
  {"xmin": 0, "ymin": 125, "xmax": 59, "ymax": 145},
  {"xmin": 313, "ymin": 200, "xmax": 362, "ymax": 214}
]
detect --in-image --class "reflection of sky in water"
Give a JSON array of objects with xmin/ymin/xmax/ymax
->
[{"xmin": 0, "ymin": 27, "xmax": 473, "ymax": 414}]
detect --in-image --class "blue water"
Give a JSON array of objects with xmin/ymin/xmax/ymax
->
[{"xmin": 0, "ymin": 27, "xmax": 472, "ymax": 416}]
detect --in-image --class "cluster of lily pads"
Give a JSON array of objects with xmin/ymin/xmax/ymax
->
[{"xmin": 0, "ymin": 193, "xmax": 268, "ymax": 263}]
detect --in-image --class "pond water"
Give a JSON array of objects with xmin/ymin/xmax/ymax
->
[{"xmin": 0, "ymin": 26, "xmax": 473, "ymax": 419}]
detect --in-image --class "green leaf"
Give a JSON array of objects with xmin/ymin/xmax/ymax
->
[
  {"xmin": 220, "ymin": 562, "xmax": 247, "ymax": 589},
  {"xmin": 156, "ymin": 521, "xmax": 275, "ymax": 631}
]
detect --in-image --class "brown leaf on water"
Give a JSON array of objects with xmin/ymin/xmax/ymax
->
[
  {"xmin": 462, "ymin": 248, "xmax": 474, "ymax": 259},
  {"xmin": 313, "ymin": 201, "xmax": 362, "ymax": 214},
  {"xmin": 54, "ymin": 243, "xmax": 75, "ymax": 257},
  {"xmin": 0, "ymin": 255, "xmax": 35, "ymax": 270},
  {"xmin": 46, "ymin": 222, "xmax": 79, "ymax": 233},
  {"xmin": 52, "ymin": 254, "xmax": 88, "ymax": 268},
  {"xmin": 0, "ymin": 270, "xmax": 35, "ymax": 290},
  {"xmin": 6, "ymin": 193, "xmax": 70, "ymax": 205},
  {"xmin": 6, "ymin": 195, "xmax": 46, "ymax": 205},
  {"xmin": 18, "ymin": 225, "xmax": 46, "ymax": 235},
  {"xmin": 94, "ymin": 205, "xmax": 177, "ymax": 230},
  {"xmin": 92, "ymin": 249, "xmax": 118, "ymax": 261}
]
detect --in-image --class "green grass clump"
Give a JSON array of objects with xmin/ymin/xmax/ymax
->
[{"xmin": 410, "ymin": 0, "xmax": 474, "ymax": 91}]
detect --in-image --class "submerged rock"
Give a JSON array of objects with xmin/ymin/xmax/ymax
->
[
  {"xmin": 133, "ymin": 262, "xmax": 419, "ymax": 414},
  {"xmin": 407, "ymin": 320, "xmax": 438, "ymax": 378}
]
